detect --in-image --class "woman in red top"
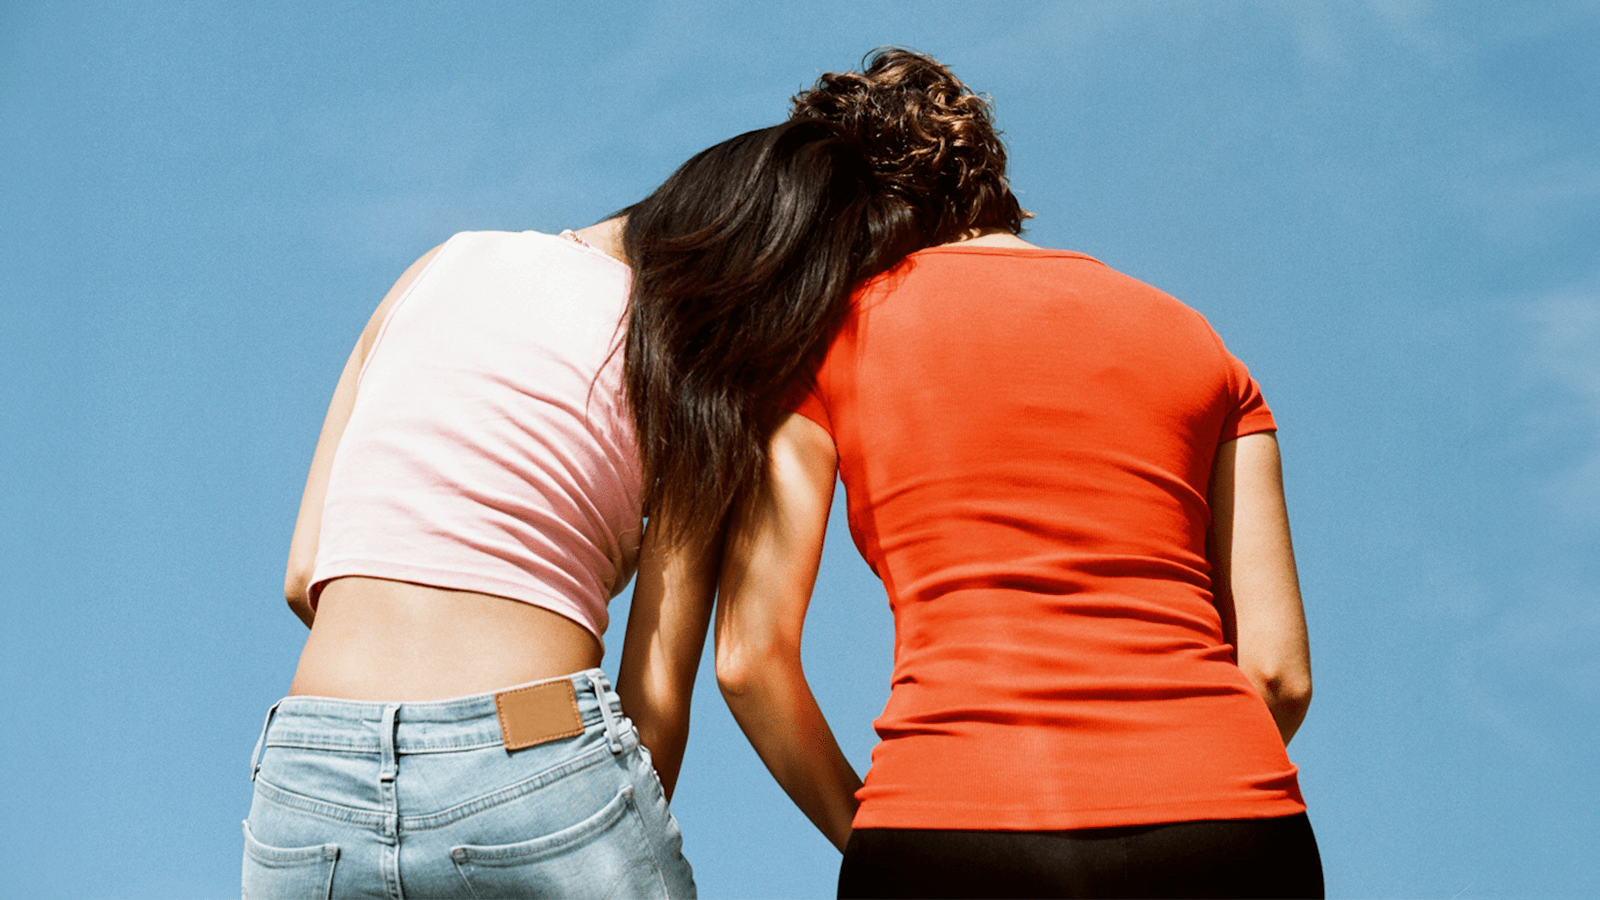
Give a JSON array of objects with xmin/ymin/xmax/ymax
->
[{"xmin": 713, "ymin": 51, "xmax": 1322, "ymax": 898}]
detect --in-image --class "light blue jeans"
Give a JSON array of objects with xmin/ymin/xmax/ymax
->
[{"xmin": 242, "ymin": 669, "xmax": 696, "ymax": 899}]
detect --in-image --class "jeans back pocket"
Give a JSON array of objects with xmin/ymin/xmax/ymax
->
[
  {"xmin": 242, "ymin": 820, "xmax": 339, "ymax": 900},
  {"xmin": 451, "ymin": 784, "xmax": 668, "ymax": 899}
]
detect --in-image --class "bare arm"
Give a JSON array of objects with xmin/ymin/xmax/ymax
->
[
  {"xmin": 284, "ymin": 244, "xmax": 444, "ymax": 626},
  {"xmin": 715, "ymin": 412, "xmax": 861, "ymax": 852},
  {"xmin": 615, "ymin": 523, "xmax": 719, "ymax": 800},
  {"xmin": 1209, "ymin": 432, "xmax": 1312, "ymax": 744}
]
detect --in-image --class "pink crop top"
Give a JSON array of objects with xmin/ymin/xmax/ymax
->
[{"xmin": 311, "ymin": 231, "xmax": 641, "ymax": 643}]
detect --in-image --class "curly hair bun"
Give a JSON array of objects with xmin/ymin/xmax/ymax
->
[{"xmin": 791, "ymin": 48, "xmax": 1026, "ymax": 245}]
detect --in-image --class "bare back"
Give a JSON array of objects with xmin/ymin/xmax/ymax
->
[{"xmin": 288, "ymin": 578, "xmax": 602, "ymax": 701}]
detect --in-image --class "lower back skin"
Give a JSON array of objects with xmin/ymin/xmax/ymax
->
[{"xmin": 288, "ymin": 577, "xmax": 603, "ymax": 702}]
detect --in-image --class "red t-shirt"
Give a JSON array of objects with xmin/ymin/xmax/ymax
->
[{"xmin": 789, "ymin": 245, "xmax": 1305, "ymax": 830}]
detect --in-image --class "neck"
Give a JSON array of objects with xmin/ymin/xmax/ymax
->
[
  {"xmin": 943, "ymin": 228, "xmax": 1038, "ymax": 250},
  {"xmin": 572, "ymin": 217, "xmax": 628, "ymax": 265}
]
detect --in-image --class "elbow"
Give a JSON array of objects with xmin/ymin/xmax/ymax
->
[
  {"xmin": 284, "ymin": 541, "xmax": 318, "ymax": 611},
  {"xmin": 285, "ymin": 525, "xmax": 322, "ymax": 611},
  {"xmin": 1277, "ymin": 674, "xmax": 1313, "ymax": 721},
  {"xmin": 714, "ymin": 640, "xmax": 759, "ymax": 700},
  {"xmin": 715, "ymin": 632, "xmax": 793, "ymax": 702},
  {"xmin": 1262, "ymin": 669, "xmax": 1311, "ymax": 745},
  {"xmin": 284, "ymin": 568, "xmax": 312, "ymax": 610},
  {"xmin": 1246, "ymin": 662, "xmax": 1312, "ymax": 718},
  {"xmin": 284, "ymin": 561, "xmax": 318, "ymax": 627}
]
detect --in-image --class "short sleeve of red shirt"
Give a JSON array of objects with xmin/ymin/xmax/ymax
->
[
  {"xmin": 1216, "ymin": 335, "xmax": 1277, "ymax": 442},
  {"xmin": 781, "ymin": 373, "xmax": 832, "ymax": 436}
]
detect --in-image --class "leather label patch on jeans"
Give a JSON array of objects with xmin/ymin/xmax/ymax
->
[{"xmin": 494, "ymin": 681, "xmax": 584, "ymax": 752}]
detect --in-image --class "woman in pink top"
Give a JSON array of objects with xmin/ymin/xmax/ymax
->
[{"xmin": 244, "ymin": 120, "xmax": 902, "ymax": 898}]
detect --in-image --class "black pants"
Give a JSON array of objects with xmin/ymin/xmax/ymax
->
[{"xmin": 837, "ymin": 813, "xmax": 1323, "ymax": 899}]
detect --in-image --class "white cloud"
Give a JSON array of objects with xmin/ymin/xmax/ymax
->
[
  {"xmin": 1461, "ymin": 124, "xmax": 1600, "ymax": 248},
  {"xmin": 1450, "ymin": 573, "xmax": 1600, "ymax": 752},
  {"xmin": 1450, "ymin": 279, "xmax": 1600, "ymax": 747},
  {"xmin": 1521, "ymin": 285, "xmax": 1600, "ymax": 528}
]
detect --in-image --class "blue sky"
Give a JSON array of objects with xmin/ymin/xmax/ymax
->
[{"xmin": 2, "ymin": 2, "xmax": 1596, "ymax": 897}]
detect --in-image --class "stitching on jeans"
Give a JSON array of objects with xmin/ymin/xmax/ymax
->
[{"xmin": 407, "ymin": 743, "xmax": 614, "ymax": 831}]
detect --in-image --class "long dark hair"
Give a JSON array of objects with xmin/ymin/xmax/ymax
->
[
  {"xmin": 623, "ymin": 120, "xmax": 921, "ymax": 552},
  {"xmin": 791, "ymin": 48, "xmax": 1027, "ymax": 245}
]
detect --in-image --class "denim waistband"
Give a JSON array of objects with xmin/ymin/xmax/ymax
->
[{"xmin": 250, "ymin": 669, "xmax": 624, "ymax": 779}]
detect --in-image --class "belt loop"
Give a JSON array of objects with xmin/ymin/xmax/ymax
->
[
  {"xmin": 587, "ymin": 673, "xmax": 624, "ymax": 755},
  {"xmin": 379, "ymin": 704, "xmax": 400, "ymax": 782},
  {"xmin": 250, "ymin": 699, "xmax": 283, "ymax": 783}
]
